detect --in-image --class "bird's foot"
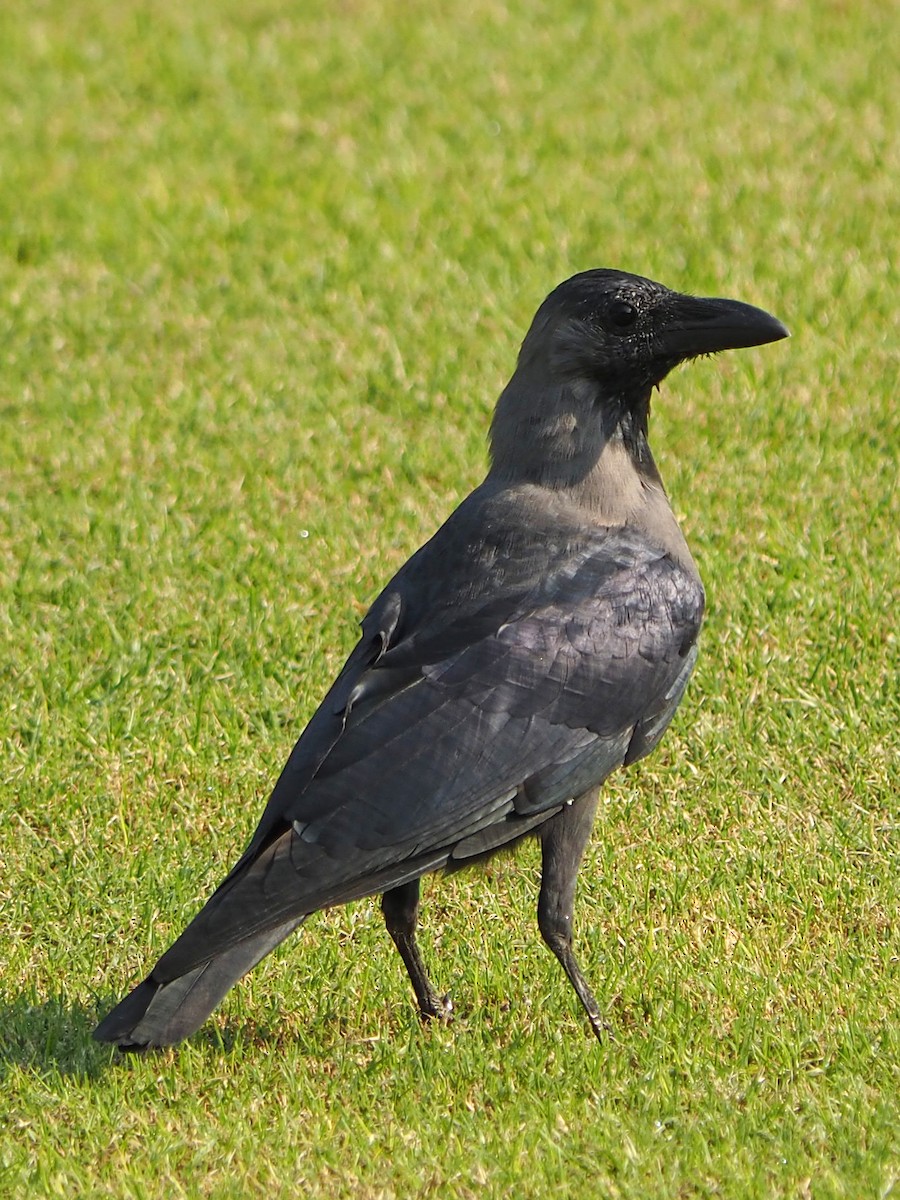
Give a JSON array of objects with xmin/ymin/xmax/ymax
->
[
  {"xmin": 419, "ymin": 992, "xmax": 453, "ymax": 1024},
  {"xmin": 585, "ymin": 1008, "xmax": 615, "ymax": 1044}
]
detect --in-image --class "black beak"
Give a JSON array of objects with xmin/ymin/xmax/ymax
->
[{"xmin": 663, "ymin": 294, "xmax": 789, "ymax": 358}]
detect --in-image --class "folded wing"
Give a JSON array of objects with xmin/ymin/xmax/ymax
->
[{"xmin": 153, "ymin": 517, "xmax": 703, "ymax": 981}]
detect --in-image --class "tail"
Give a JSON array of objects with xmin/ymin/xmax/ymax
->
[{"xmin": 93, "ymin": 915, "xmax": 305, "ymax": 1050}]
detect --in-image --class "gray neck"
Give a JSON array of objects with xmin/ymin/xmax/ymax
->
[
  {"xmin": 488, "ymin": 367, "xmax": 657, "ymax": 490},
  {"xmin": 487, "ymin": 369, "xmax": 696, "ymax": 572}
]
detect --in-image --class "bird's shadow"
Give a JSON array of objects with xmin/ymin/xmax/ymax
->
[
  {"xmin": 0, "ymin": 995, "xmax": 143, "ymax": 1082},
  {"xmin": 0, "ymin": 995, "xmax": 338, "ymax": 1082}
]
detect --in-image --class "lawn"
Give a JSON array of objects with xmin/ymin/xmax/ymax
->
[{"xmin": 1, "ymin": 0, "xmax": 897, "ymax": 1196}]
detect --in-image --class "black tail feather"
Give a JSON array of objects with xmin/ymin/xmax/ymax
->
[{"xmin": 94, "ymin": 916, "xmax": 306, "ymax": 1050}]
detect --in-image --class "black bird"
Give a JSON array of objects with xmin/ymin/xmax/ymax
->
[{"xmin": 95, "ymin": 269, "xmax": 787, "ymax": 1050}]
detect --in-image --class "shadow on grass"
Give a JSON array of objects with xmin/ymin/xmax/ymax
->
[
  {"xmin": 0, "ymin": 994, "xmax": 354, "ymax": 1081},
  {"xmin": 0, "ymin": 995, "xmax": 119, "ymax": 1081}
]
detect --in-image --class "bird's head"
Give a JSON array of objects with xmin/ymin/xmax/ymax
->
[
  {"xmin": 518, "ymin": 268, "xmax": 789, "ymax": 397},
  {"xmin": 490, "ymin": 269, "xmax": 788, "ymax": 491}
]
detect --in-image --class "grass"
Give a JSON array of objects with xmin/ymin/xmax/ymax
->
[{"xmin": 1, "ymin": 0, "xmax": 898, "ymax": 1195}]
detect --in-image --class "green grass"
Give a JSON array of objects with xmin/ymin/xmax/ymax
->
[{"xmin": 1, "ymin": 0, "xmax": 898, "ymax": 1195}]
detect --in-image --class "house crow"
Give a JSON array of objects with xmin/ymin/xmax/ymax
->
[{"xmin": 94, "ymin": 268, "xmax": 788, "ymax": 1049}]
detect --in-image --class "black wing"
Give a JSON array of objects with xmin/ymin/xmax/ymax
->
[{"xmin": 155, "ymin": 487, "xmax": 703, "ymax": 978}]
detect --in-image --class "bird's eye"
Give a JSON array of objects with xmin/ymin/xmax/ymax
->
[{"xmin": 608, "ymin": 300, "xmax": 638, "ymax": 328}]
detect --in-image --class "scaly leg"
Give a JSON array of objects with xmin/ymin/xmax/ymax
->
[
  {"xmin": 538, "ymin": 790, "xmax": 609, "ymax": 1041},
  {"xmin": 381, "ymin": 879, "xmax": 452, "ymax": 1021}
]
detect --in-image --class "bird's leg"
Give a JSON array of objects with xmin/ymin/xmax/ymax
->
[
  {"xmin": 538, "ymin": 789, "xmax": 609, "ymax": 1042},
  {"xmin": 381, "ymin": 879, "xmax": 452, "ymax": 1022}
]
